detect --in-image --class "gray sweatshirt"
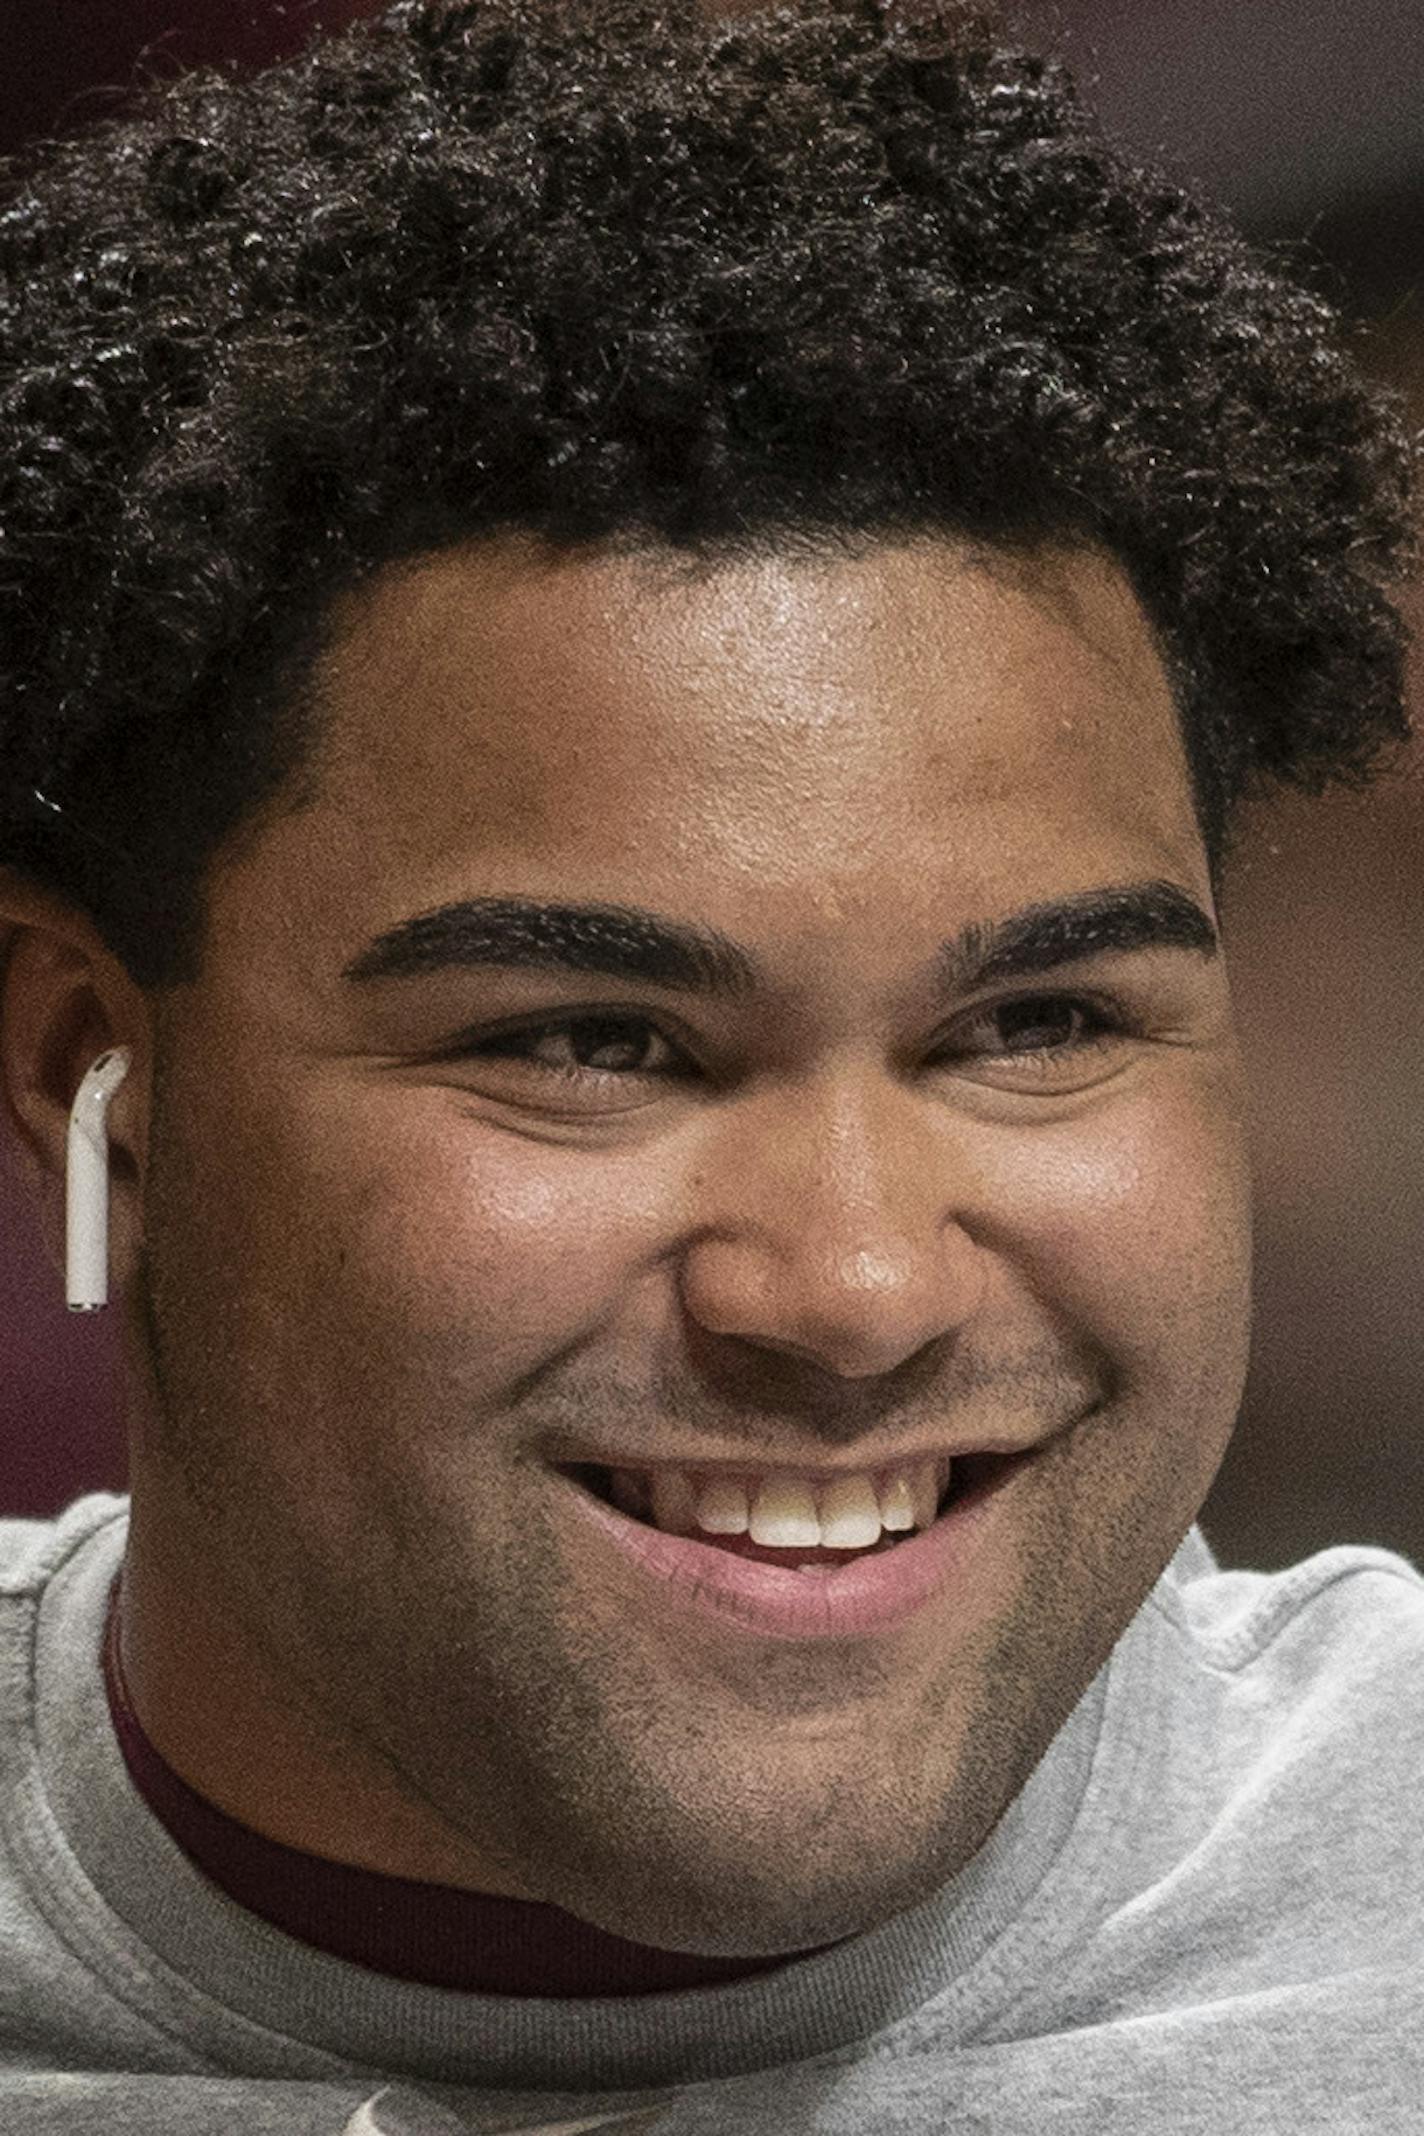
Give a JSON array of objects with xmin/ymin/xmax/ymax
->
[{"xmin": 1, "ymin": 1492, "xmax": 1421, "ymax": 2134}]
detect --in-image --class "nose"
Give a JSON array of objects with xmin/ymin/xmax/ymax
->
[{"xmin": 677, "ymin": 1064, "xmax": 990, "ymax": 1381}]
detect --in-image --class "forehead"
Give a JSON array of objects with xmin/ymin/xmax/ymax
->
[
  {"xmin": 296, "ymin": 534, "xmax": 1199, "ymax": 884},
  {"xmin": 219, "ymin": 534, "xmax": 1208, "ymax": 1008}
]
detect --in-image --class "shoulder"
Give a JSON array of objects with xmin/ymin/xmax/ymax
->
[
  {"xmin": 1160, "ymin": 1537, "xmax": 1424, "ymax": 1688},
  {"xmin": 0, "ymin": 1493, "xmax": 130, "ymax": 1602},
  {"xmin": 1042, "ymin": 1540, "xmax": 1424, "ymax": 2027},
  {"xmin": 1149, "ymin": 1539, "xmax": 1424, "ymax": 1909}
]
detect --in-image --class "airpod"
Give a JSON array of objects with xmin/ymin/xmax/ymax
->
[{"xmin": 66, "ymin": 1048, "xmax": 132, "ymax": 1312}]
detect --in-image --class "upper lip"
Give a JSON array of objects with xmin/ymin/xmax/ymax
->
[{"xmin": 546, "ymin": 1437, "xmax": 1049, "ymax": 1479}]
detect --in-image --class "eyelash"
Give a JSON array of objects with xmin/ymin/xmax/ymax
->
[{"xmin": 448, "ymin": 994, "xmax": 1135, "ymax": 1096}]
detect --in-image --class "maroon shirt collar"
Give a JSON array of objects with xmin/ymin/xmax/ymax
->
[{"xmin": 103, "ymin": 1573, "xmax": 839, "ymax": 1996}]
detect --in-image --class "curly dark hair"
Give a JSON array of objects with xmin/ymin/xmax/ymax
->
[{"xmin": 0, "ymin": 0, "xmax": 1415, "ymax": 990}]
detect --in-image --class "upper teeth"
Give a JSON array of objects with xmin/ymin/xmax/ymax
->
[{"xmin": 607, "ymin": 1457, "xmax": 951, "ymax": 1547}]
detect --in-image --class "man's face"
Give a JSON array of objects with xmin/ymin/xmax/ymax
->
[{"xmin": 127, "ymin": 535, "xmax": 1250, "ymax": 1956}]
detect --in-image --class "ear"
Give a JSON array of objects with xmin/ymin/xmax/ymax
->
[{"xmin": 0, "ymin": 871, "xmax": 151, "ymax": 1290}]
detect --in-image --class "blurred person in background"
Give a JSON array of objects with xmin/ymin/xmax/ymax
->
[{"xmin": 0, "ymin": 0, "xmax": 1420, "ymax": 2129}]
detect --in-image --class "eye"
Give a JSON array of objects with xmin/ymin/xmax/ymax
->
[
  {"xmin": 939, "ymin": 993, "xmax": 1134, "ymax": 1083},
  {"xmin": 450, "ymin": 1012, "xmax": 684, "ymax": 1090},
  {"xmin": 442, "ymin": 992, "xmax": 1135, "ymax": 1107}
]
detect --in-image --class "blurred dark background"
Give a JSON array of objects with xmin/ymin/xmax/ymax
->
[{"xmin": 1, "ymin": 0, "xmax": 1422, "ymax": 1570}]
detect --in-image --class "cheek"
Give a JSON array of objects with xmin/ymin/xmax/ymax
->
[
  {"xmin": 993, "ymin": 1074, "xmax": 1252, "ymax": 1401},
  {"xmin": 269, "ymin": 1092, "xmax": 655, "ymax": 1372}
]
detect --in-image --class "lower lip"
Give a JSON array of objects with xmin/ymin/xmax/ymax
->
[{"xmin": 558, "ymin": 1461, "xmax": 1016, "ymax": 1642}]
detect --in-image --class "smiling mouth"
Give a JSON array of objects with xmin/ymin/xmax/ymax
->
[{"xmin": 555, "ymin": 1454, "xmax": 1009, "ymax": 1568}]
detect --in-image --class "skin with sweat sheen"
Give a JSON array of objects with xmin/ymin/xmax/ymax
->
[{"xmin": 111, "ymin": 535, "xmax": 1250, "ymax": 1959}]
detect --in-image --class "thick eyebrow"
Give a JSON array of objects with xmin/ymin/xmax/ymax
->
[{"xmin": 341, "ymin": 878, "xmax": 1217, "ymax": 997}]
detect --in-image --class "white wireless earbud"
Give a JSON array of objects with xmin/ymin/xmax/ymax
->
[{"xmin": 66, "ymin": 1047, "xmax": 132, "ymax": 1312}]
